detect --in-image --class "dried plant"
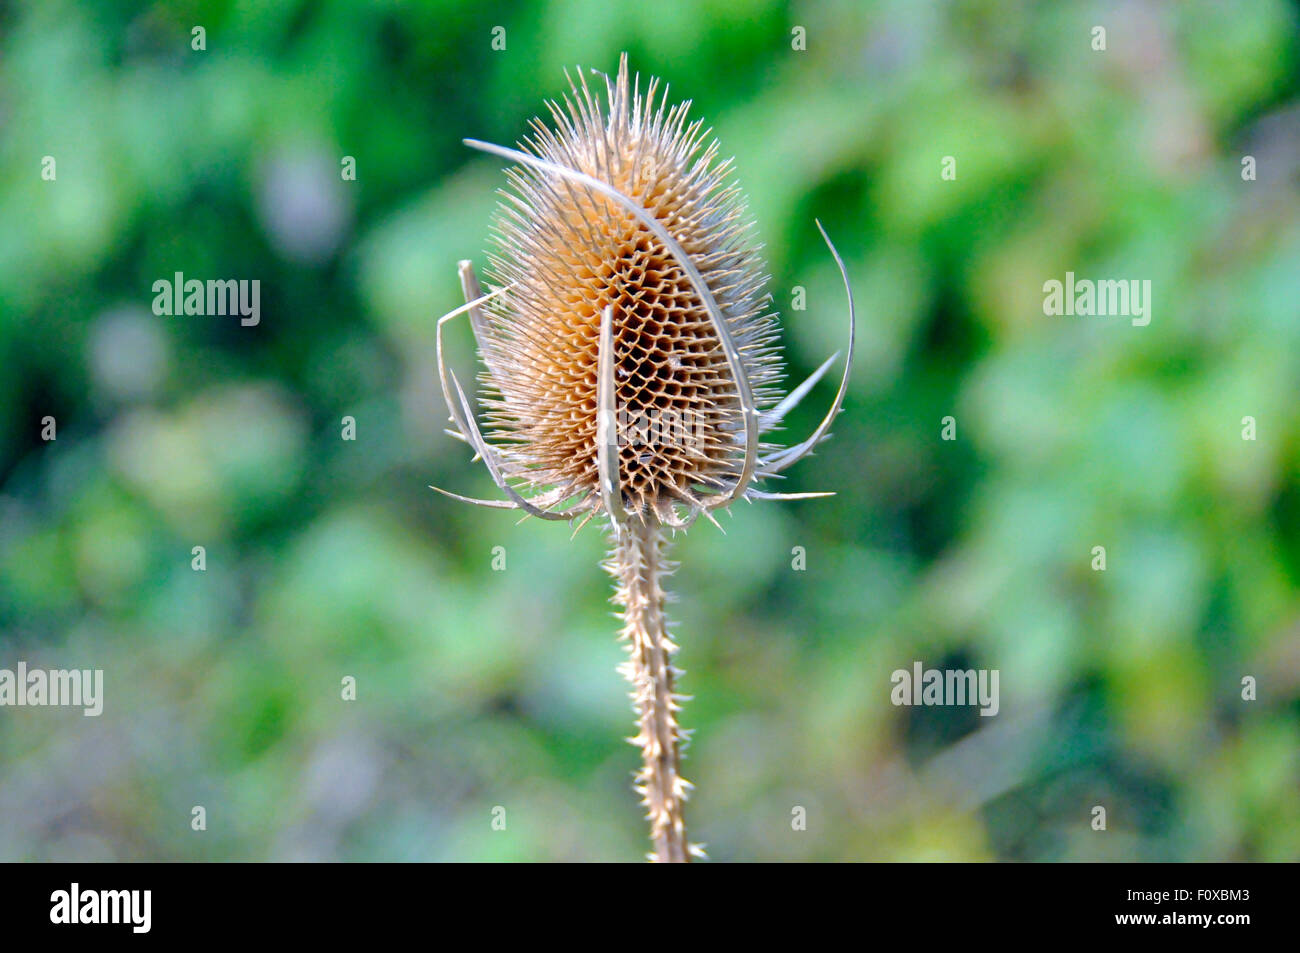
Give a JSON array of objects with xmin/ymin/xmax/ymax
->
[{"xmin": 433, "ymin": 54, "xmax": 854, "ymax": 862}]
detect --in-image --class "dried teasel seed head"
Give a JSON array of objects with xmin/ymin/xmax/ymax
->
[
  {"xmin": 437, "ymin": 54, "xmax": 854, "ymax": 531},
  {"xmin": 434, "ymin": 53, "xmax": 855, "ymax": 862},
  {"xmin": 481, "ymin": 55, "xmax": 780, "ymax": 524}
]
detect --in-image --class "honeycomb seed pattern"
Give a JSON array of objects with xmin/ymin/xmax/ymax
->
[{"xmin": 478, "ymin": 54, "xmax": 783, "ymax": 522}]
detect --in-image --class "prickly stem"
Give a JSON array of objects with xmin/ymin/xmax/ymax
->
[{"xmin": 608, "ymin": 518, "xmax": 695, "ymax": 862}]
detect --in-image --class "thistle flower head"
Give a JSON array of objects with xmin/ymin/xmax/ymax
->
[
  {"xmin": 432, "ymin": 54, "xmax": 855, "ymax": 862},
  {"xmin": 435, "ymin": 53, "xmax": 853, "ymax": 534}
]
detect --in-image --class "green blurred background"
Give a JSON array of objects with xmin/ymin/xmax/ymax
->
[{"xmin": 2, "ymin": 0, "xmax": 1298, "ymax": 862}]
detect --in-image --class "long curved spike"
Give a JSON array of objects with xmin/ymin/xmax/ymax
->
[
  {"xmin": 448, "ymin": 369, "xmax": 583, "ymax": 521},
  {"xmin": 436, "ymin": 280, "xmax": 513, "ymax": 432},
  {"xmin": 759, "ymin": 219, "xmax": 855, "ymax": 474},
  {"xmin": 463, "ymin": 137, "xmax": 759, "ymax": 510},
  {"xmin": 745, "ymin": 488, "xmax": 836, "ymax": 501},
  {"xmin": 429, "ymin": 485, "xmax": 521, "ymax": 509},
  {"xmin": 596, "ymin": 304, "xmax": 628, "ymax": 533},
  {"xmin": 762, "ymin": 350, "xmax": 839, "ymax": 429},
  {"xmin": 457, "ymin": 260, "xmax": 498, "ymax": 373}
]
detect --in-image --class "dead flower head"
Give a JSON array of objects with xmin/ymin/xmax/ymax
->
[
  {"xmin": 433, "ymin": 53, "xmax": 854, "ymax": 862},
  {"xmin": 435, "ymin": 52, "xmax": 853, "ymax": 535}
]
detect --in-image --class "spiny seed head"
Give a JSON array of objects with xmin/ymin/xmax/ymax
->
[
  {"xmin": 437, "ymin": 54, "xmax": 854, "ymax": 531},
  {"xmin": 436, "ymin": 54, "xmax": 854, "ymax": 863},
  {"xmin": 479, "ymin": 55, "xmax": 781, "ymax": 524}
]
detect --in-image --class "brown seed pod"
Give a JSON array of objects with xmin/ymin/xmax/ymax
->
[
  {"xmin": 434, "ymin": 53, "xmax": 854, "ymax": 861},
  {"xmin": 479, "ymin": 62, "xmax": 782, "ymax": 524}
]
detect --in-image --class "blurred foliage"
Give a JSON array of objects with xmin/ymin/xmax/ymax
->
[{"xmin": 1, "ymin": 0, "xmax": 1299, "ymax": 861}]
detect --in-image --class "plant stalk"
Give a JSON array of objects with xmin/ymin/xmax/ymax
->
[{"xmin": 609, "ymin": 518, "xmax": 692, "ymax": 862}]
